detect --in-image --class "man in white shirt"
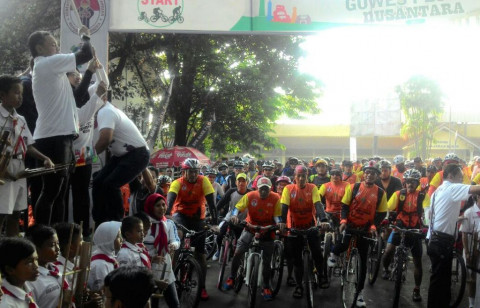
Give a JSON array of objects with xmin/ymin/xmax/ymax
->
[
  {"xmin": 27, "ymin": 27, "xmax": 93, "ymax": 225},
  {"xmin": 92, "ymin": 97, "xmax": 150, "ymax": 225},
  {"xmin": 427, "ymin": 164, "xmax": 480, "ymax": 308}
]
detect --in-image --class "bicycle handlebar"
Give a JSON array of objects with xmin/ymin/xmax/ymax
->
[
  {"xmin": 286, "ymin": 226, "xmax": 320, "ymax": 235},
  {"xmin": 390, "ymin": 225, "xmax": 425, "ymax": 235}
]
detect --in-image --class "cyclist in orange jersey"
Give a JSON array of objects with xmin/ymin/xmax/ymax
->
[
  {"xmin": 428, "ymin": 153, "xmax": 470, "ymax": 196},
  {"xmin": 342, "ymin": 160, "xmax": 359, "ymax": 184},
  {"xmin": 319, "ymin": 168, "xmax": 350, "ymax": 222},
  {"xmin": 281, "ymin": 166, "xmax": 330, "ymax": 297},
  {"xmin": 419, "ymin": 165, "xmax": 437, "ymax": 192},
  {"xmin": 375, "ymin": 160, "xmax": 403, "ymax": 201},
  {"xmin": 392, "ymin": 155, "xmax": 406, "ymax": 184}
]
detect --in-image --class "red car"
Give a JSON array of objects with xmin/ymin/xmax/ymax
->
[{"xmin": 273, "ymin": 5, "xmax": 291, "ymax": 23}]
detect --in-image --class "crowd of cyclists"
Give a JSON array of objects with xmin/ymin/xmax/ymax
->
[{"xmin": 149, "ymin": 152, "xmax": 480, "ymax": 308}]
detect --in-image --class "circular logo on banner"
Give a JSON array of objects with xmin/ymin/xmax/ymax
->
[
  {"xmin": 64, "ymin": 0, "xmax": 107, "ymax": 34},
  {"xmin": 137, "ymin": 0, "xmax": 185, "ymax": 28}
]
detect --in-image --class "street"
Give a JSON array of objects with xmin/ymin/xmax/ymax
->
[{"xmin": 199, "ymin": 243, "xmax": 468, "ymax": 308}]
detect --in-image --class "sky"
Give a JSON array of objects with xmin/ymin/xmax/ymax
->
[{"xmin": 284, "ymin": 24, "xmax": 480, "ymax": 125}]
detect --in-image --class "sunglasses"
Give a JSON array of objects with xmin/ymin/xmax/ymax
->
[{"xmin": 263, "ymin": 168, "xmax": 273, "ymax": 171}]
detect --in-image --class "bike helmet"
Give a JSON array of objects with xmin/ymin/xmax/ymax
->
[
  {"xmin": 444, "ymin": 153, "xmax": 460, "ymax": 163},
  {"xmin": 294, "ymin": 165, "xmax": 308, "ymax": 175},
  {"xmin": 288, "ymin": 157, "xmax": 299, "ymax": 165},
  {"xmin": 204, "ymin": 168, "xmax": 217, "ymax": 176},
  {"xmin": 233, "ymin": 160, "xmax": 244, "ymax": 168},
  {"xmin": 393, "ymin": 155, "xmax": 405, "ymax": 165},
  {"xmin": 342, "ymin": 160, "xmax": 353, "ymax": 167},
  {"xmin": 363, "ymin": 160, "xmax": 380, "ymax": 174},
  {"xmin": 181, "ymin": 158, "xmax": 200, "ymax": 170},
  {"xmin": 329, "ymin": 168, "xmax": 343, "ymax": 176},
  {"xmin": 376, "ymin": 159, "xmax": 392, "ymax": 169},
  {"xmin": 432, "ymin": 157, "xmax": 443, "ymax": 163},
  {"xmin": 372, "ymin": 156, "xmax": 382, "ymax": 162},
  {"xmin": 403, "ymin": 169, "xmax": 422, "ymax": 181},
  {"xmin": 158, "ymin": 175, "xmax": 172, "ymax": 185},
  {"xmin": 218, "ymin": 163, "xmax": 228, "ymax": 170},
  {"xmin": 426, "ymin": 165, "xmax": 437, "ymax": 173},
  {"xmin": 262, "ymin": 160, "xmax": 275, "ymax": 169},
  {"xmin": 405, "ymin": 160, "xmax": 415, "ymax": 169},
  {"xmin": 315, "ymin": 159, "xmax": 328, "ymax": 167},
  {"xmin": 276, "ymin": 176, "xmax": 291, "ymax": 184}
]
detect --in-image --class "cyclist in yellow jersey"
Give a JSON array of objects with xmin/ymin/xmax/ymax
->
[{"xmin": 428, "ymin": 153, "xmax": 470, "ymax": 196}]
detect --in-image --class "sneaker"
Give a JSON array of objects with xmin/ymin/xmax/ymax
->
[
  {"xmin": 201, "ymin": 288, "xmax": 209, "ymax": 300},
  {"xmin": 327, "ymin": 256, "xmax": 337, "ymax": 268},
  {"xmin": 212, "ymin": 250, "xmax": 220, "ymax": 261},
  {"xmin": 262, "ymin": 288, "xmax": 273, "ymax": 301},
  {"xmin": 412, "ymin": 288, "xmax": 422, "ymax": 302},
  {"xmin": 382, "ymin": 269, "xmax": 390, "ymax": 280},
  {"xmin": 223, "ymin": 277, "xmax": 234, "ymax": 290},
  {"xmin": 356, "ymin": 292, "xmax": 367, "ymax": 307}
]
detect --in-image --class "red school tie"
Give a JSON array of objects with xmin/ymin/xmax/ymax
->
[
  {"xmin": 91, "ymin": 253, "xmax": 119, "ymax": 269},
  {"xmin": 48, "ymin": 264, "xmax": 69, "ymax": 290},
  {"xmin": 121, "ymin": 243, "xmax": 151, "ymax": 269}
]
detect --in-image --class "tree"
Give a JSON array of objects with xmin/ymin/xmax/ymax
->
[
  {"xmin": 0, "ymin": 4, "xmax": 322, "ymax": 156},
  {"xmin": 396, "ymin": 75, "xmax": 444, "ymax": 159}
]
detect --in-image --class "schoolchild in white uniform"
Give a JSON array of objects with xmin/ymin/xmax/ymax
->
[
  {"xmin": 144, "ymin": 193, "xmax": 180, "ymax": 308},
  {"xmin": 0, "ymin": 75, "xmax": 53, "ymax": 237},
  {"xmin": 87, "ymin": 221, "xmax": 122, "ymax": 293},
  {"xmin": 0, "ymin": 238, "xmax": 39, "ymax": 308},
  {"xmin": 26, "ymin": 225, "xmax": 67, "ymax": 308},
  {"xmin": 53, "ymin": 223, "xmax": 82, "ymax": 287},
  {"xmin": 460, "ymin": 195, "xmax": 480, "ymax": 308},
  {"xmin": 117, "ymin": 216, "xmax": 151, "ymax": 269}
]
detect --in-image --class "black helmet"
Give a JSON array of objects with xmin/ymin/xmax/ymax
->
[
  {"xmin": 377, "ymin": 160, "xmax": 392, "ymax": 169},
  {"xmin": 158, "ymin": 175, "xmax": 172, "ymax": 184},
  {"xmin": 288, "ymin": 157, "xmax": 299, "ymax": 165},
  {"xmin": 218, "ymin": 163, "xmax": 228, "ymax": 170},
  {"xmin": 204, "ymin": 168, "xmax": 217, "ymax": 176},
  {"xmin": 403, "ymin": 169, "xmax": 421, "ymax": 181}
]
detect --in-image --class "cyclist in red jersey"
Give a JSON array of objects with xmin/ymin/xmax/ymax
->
[
  {"xmin": 420, "ymin": 165, "xmax": 437, "ymax": 192},
  {"xmin": 331, "ymin": 160, "xmax": 388, "ymax": 308},
  {"xmin": 342, "ymin": 160, "xmax": 359, "ymax": 184},
  {"xmin": 166, "ymin": 158, "xmax": 217, "ymax": 300},
  {"xmin": 281, "ymin": 166, "xmax": 330, "ymax": 297}
]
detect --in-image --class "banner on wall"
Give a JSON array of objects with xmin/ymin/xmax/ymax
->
[
  {"xmin": 60, "ymin": 0, "xmax": 110, "ymax": 72},
  {"xmin": 109, "ymin": 0, "xmax": 480, "ymax": 33}
]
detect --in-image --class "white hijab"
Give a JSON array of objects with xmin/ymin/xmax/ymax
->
[{"xmin": 92, "ymin": 221, "xmax": 121, "ymax": 257}]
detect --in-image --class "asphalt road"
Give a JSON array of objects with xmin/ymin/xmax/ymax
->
[{"xmin": 197, "ymin": 243, "xmax": 468, "ymax": 308}]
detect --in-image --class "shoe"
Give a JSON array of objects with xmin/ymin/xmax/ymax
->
[
  {"xmin": 200, "ymin": 288, "xmax": 209, "ymax": 300},
  {"xmin": 292, "ymin": 286, "xmax": 303, "ymax": 298},
  {"xmin": 356, "ymin": 292, "xmax": 367, "ymax": 307},
  {"xmin": 327, "ymin": 256, "xmax": 338, "ymax": 268},
  {"xmin": 261, "ymin": 288, "xmax": 273, "ymax": 301},
  {"xmin": 412, "ymin": 288, "xmax": 422, "ymax": 302},
  {"xmin": 382, "ymin": 269, "xmax": 390, "ymax": 280},
  {"xmin": 212, "ymin": 250, "xmax": 220, "ymax": 261},
  {"xmin": 223, "ymin": 277, "xmax": 234, "ymax": 290}
]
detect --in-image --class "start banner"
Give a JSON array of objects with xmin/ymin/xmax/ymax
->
[{"xmin": 109, "ymin": 0, "xmax": 480, "ymax": 33}]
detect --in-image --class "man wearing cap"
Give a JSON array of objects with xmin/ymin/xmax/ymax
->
[
  {"xmin": 215, "ymin": 163, "xmax": 229, "ymax": 186},
  {"xmin": 414, "ymin": 157, "xmax": 427, "ymax": 177},
  {"xmin": 330, "ymin": 160, "xmax": 388, "ymax": 308},
  {"xmin": 282, "ymin": 157, "xmax": 299, "ymax": 179},
  {"xmin": 281, "ymin": 165, "xmax": 330, "ymax": 297},
  {"xmin": 223, "ymin": 160, "xmax": 244, "ymax": 192},
  {"xmin": 213, "ymin": 173, "xmax": 252, "ymax": 261},
  {"xmin": 225, "ymin": 177, "xmax": 284, "ymax": 301},
  {"xmin": 342, "ymin": 160, "xmax": 359, "ymax": 185},
  {"xmin": 309, "ymin": 159, "xmax": 330, "ymax": 188},
  {"xmin": 252, "ymin": 161, "xmax": 278, "ymax": 191}
]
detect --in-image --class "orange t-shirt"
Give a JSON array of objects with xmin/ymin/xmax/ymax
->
[
  {"xmin": 235, "ymin": 191, "xmax": 281, "ymax": 226},
  {"xmin": 341, "ymin": 183, "xmax": 387, "ymax": 228},
  {"xmin": 319, "ymin": 181, "xmax": 350, "ymax": 215},
  {"xmin": 281, "ymin": 183, "xmax": 319, "ymax": 229},
  {"xmin": 419, "ymin": 177, "xmax": 429, "ymax": 192},
  {"xmin": 342, "ymin": 173, "xmax": 358, "ymax": 185},
  {"xmin": 169, "ymin": 175, "xmax": 214, "ymax": 219},
  {"xmin": 392, "ymin": 169, "xmax": 405, "ymax": 184}
]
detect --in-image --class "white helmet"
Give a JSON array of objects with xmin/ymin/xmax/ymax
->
[{"xmin": 393, "ymin": 155, "xmax": 405, "ymax": 165}]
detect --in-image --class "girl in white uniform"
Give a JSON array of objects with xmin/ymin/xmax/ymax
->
[
  {"xmin": 87, "ymin": 221, "xmax": 122, "ymax": 293},
  {"xmin": 144, "ymin": 193, "xmax": 180, "ymax": 308}
]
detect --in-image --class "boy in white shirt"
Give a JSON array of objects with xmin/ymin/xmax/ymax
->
[{"xmin": 117, "ymin": 216, "xmax": 151, "ymax": 269}]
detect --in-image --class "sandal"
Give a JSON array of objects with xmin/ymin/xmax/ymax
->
[
  {"xmin": 286, "ymin": 276, "xmax": 296, "ymax": 287},
  {"xmin": 292, "ymin": 286, "xmax": 303, "ymax": 298}
]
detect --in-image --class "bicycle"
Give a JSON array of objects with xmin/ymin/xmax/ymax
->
[
  {"xmin": 204, "ymin": 227, "xmax": 217, "ymax": 260},
  {"xmin": 322, "ymin": 212, "xmax": 341, "ymax": 281},
  {"xmin": 450, "ymin": 240, "xmax": 466, "ymax": 308},
  {"xmin": 387, "ymin": 225, "xmax": 425, "ymax": 308},
  {"xmin": 270, "ymin": 234, "xmax": 284, "ymax": 296},
  {"xmin": 150, "ymin": 8, "xmax": 169, "ymax": 23},
  {"xmin": 366, "ymin": 226, "xmax": 384, "ymax": 285},
  {"xmin": 340, "ymin": 228, "xmax": 376, "ymax": 308},
  {"xmin": 217, "ymin": 221, "xmax": 238, "ymax": 290},
  {"xmin": 173, "ymin": 224, "xmax": 211, "ymax": 308},
  {"xmin": 138, "ymin": 11, "xmax": 148, "ymax": 22},
  {"xmin": 169, "ymin": 7, "xmax": 184, "ymax": 24},
  {"xmin": 233, "ymin": 222, "xmax": 278, "ymax": 308},
  {"xmin": 288, "ymin": 226, "xmax": 321, "ymax": 308}
]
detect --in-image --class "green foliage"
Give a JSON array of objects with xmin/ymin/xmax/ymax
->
[{"xmin": 396, "ymin": 75, "xmax": 444, "ymax": 159}]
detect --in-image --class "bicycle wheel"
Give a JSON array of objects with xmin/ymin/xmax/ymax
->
[
  {"xmin": 450, "ymin": 253, "xmax": 466, "ymax": 308},
  {"xmin": 205, "ymin": 230, "xmax": 217, "ymax": 260},
  {"xmin": 323, "ymin": 233, "xmax": 333, "ymax": 280},
  {"xmin": 367, "ymin": 237, "xmax": 383, "ymax": 285},
  {"xmin": 342, "ymin": 250, "xmax": 361, "ymax": 308},
  {"xmin": 303, "ymin": 251, "xmax": 314, "ymax": 308},
  {"xmin": 393, "ymin": 249, "xmax": 405, "ymax": 308},
  {"xmin": 174, "ymin": 255, "xmax": 203, "ymax": 308},
  {"xmin": 217, "ymin": 239, "xmax": 230, "ymax": 290},
  {"xmin": 234, "ymin": 256, "xmax": 245, "ymax": 294},
  {"xmin": 149, "ymin": 15, "xmax": 158, "ymax": 22},
  {"xmin": 248, "ymin": 254, "xmax": 260, "ymax": 308},
  {"xmin": 270, "ymin": 240, "xmax": 284, "ymax": 296}
]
